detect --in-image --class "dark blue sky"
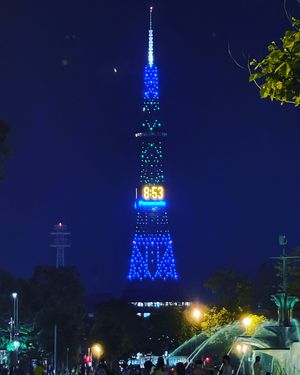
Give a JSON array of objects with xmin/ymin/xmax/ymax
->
[{"xmin": 1, "ymin": 0, "xmax": 300, "ymax": 296}]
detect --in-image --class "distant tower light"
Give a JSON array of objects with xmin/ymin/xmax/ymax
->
[{"xmin": 50, "ymin": 222, "xmax": 71, "ymax": 268}]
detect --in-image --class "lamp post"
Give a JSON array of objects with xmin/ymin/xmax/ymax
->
[
  {"xmin": 242, "ymin": 316, "xmax": 252, "ymax": 329},
  {"xmin": 191, "ymin": 308, "xmax": 202, "ymax": 322},
  {"xmin": 235, "ymin": 344, "xmax": 249, "ymax": 375},
  {"xmin": 54, "ymin": 325, "xmax": 57, "ymax": 375},
  {"xmin": 12, "ymin": 293, "xmax": 18, "ymax": 333},
  {"xmin": 11, "ymin": 293, "xmax": 19, "ymax": 365},
  {"xmin": 66, "ymin": 347, "xmax": 69, "ymax": 375},
  {"xmin": 190, "ymin": 306, "xmax": 203, "ymax": 338},
  {"xmin": 91, "ymin": 344, "xmax": 104, "ymax": 365},
  {"xmin": 216, "ymin": 316, "xmax": 253, "ymax": 375},
  {"xmin": 183, "ymin": 306, "xmax": 204, "ymax": 369}
]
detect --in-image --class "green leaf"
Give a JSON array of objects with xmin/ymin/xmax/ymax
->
[
  {"xmin": 285, "ymin": 62, "xmax": 291, "ymax": 77},
  {"xmin": 249, "ymin": 72, "xmax": 265, "ymax": 82},
  {"xmin": 260, "ymin": 85, "xmax": 270, "ymax": 99},
  {"xmin": 249, "ymin": 20, "xmax": 300, "ymax": 107},
  {"xmin": 294, "ymin": 96, "xmax": 300, "ymax": 106},
  {"xmin": 274, "ymin": 62, "xmax": 286, "ymax": 74}
]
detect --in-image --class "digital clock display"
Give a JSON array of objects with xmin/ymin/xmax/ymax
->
[{"xmin": 142, "ymin": 185, "xmax": 165, "ymax": 200}]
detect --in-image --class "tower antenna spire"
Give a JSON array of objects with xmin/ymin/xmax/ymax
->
[
  {"xmin": 149, "ymin": 5, "xmax": 153, "ymax": 29},
  {"xmin": 148, "ymin": 6, "xmax": 154, "ymax": 67}
]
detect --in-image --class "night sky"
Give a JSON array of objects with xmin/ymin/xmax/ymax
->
[{"xmin": 1, "ymin": 0, "xmax": 300, "ymax": 297}]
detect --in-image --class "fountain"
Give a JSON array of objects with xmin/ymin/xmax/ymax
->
[{"xmin": 168, "ymin": 235, "xmax": 300, "ymax": 374}]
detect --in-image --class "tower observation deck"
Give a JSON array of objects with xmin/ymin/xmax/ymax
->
[{"xmin": 127, "ymin": 8, "xmax": 178, "ymax": 283}]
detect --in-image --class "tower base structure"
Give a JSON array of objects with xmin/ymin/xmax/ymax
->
[
  {"xmin": 123, "ymin": 279, "xmax": 184, "ymax": 302},
  {"xmin": 123, "ymin": 280, "xmax": 192, "ymax": 319}
]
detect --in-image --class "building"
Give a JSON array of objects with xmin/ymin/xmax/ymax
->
[
  {"xmin": 128, "ymin": 7, "xmax": 178, "ymax": 285},
  {"xmin": 124, "ymin": 8, "xmax": 192, "ymax": 310}
]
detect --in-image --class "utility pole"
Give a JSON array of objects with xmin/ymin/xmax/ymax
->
[
  {"xmin": 54, "ymin": 325, "xmax": 57, "ymax": 374},
  {"xmin": 66, "ymin": 347, "xmax": 69, "ymax": 374},
  {"xmin": 50, "ymin": 222, "xmax": 70, "ymax": 375}
]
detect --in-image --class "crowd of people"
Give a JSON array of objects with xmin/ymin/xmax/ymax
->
[
  {"xmin": 0, "ymin": 362, "xmax": 44, "ymax": 375},
  {"xmin": 89, "ymin": 354, "xmax": 267, "ymax": 375},
  {"xmin": 0, "ymin": 355, "xmax": 269, "ymax": 375}
]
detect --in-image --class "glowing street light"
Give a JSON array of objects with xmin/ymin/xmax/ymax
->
[
  {"xmin": 91, "ymin": 344, "xmax": 104, "ymax": 360},
  {"xmin": 242, "ymin": 316, "xmax": 252, "ymax": 328},
  {"xmin": 13, "ymin": 341, "xmax": 20, "ymax": 350},
  {"xmin": 236, "ymin": 343, "xmax": 249, "ymax": 355},
  {"xmin": 184, "ymin": 305, "xmax": 205, "ymax": 335},
  {"xmin": 235, "ymin": 343, "xmax": 250, "ymax": 374},
  {"xmin": 191, "ymin": 308, "xmax": 202, "ymax": 321}
]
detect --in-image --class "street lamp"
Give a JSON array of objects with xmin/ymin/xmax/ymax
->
[
  {"xmin": 12, "ymin": 293, "xmax": 18, "ymax": 333},
  {"xmin": 66, "ymin": 347, "xmax": 69, "ymax": 374},
  {"xmin": 236, "ymin": 344, "xmax": 249, "ymax": 355},
  {"xmin": 91, "ymin": 343, "xmax": 104, "ymax": 362},
  {"xmin": 242, "ymin": 316, "xmax": 252, "ymax": 328},
  {"xmin": 235, "ymin": 344, "xmax": 249, "ymax": 375},
  {"xmin": 13, "ymin": 341, "xmax": 20, "ymax": 350},
  {"xmin": 185, "ymin": 305, "xmax": 203, "ymax": 360},
  {"xmin": 191, "ymin": 308, "xmax": 202, "ymax": 321},
  {"xmin": 11, "ymin": 293, "xmax": 19, "ymax": 365}
]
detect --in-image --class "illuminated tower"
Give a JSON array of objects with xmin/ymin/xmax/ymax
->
[
  {"xmin": 50, "ymin": 222, "xmax": 71, "ymax": 268},
  {"xmin": 128, "ymin": 8, "xmax": 178, "ymax": 281}
]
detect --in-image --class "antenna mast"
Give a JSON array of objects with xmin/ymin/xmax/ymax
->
[
  {"xmin": 148, "ymin": 6, "xmax": 154, "ymax": 67},
  {"xmin": 50, "ymin": 222, "xmax": 71, "ymax": 268}
]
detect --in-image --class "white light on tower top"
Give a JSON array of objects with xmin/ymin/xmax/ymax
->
[{"xmin": 148, "ymin": 6, "xmax": 154, "ymax": 67}]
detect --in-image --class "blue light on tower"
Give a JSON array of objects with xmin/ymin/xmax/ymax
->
[{"xmin": 127, "ymin": 7, "xmax": 178, "ymax": 282}]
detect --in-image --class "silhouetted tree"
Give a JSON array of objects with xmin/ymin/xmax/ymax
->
[
  {"xmin": 31, "ymin": 266, "xmax": 85, "ymax": 367},
  {"xmin": 145, "ymin": 307, "xmax": 196, "ymax": 353},
  {"xmin": 200, "ymin": 307, "xmax": 237, "ymax": 337},
  {"xmin": 255, "ymin": 263, "xmax": 277, "ymax": 317},
  {"xmin": 204, "ymin": 268, "xmax": 254, "ymax": 311},
  {"xmin": 89, "ymin": 299, "xmax": 143, "ymax": 361}
]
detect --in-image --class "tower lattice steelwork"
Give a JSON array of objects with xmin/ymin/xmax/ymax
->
[
  {"xmin": 128, "ymin": 8, "xmax": 178, "ymax": 281},
  {"xmin": 50, "ymin": 222, "xmax": 71, "ymax": 268}
]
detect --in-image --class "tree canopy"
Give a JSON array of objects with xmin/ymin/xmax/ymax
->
[
  {"xmin": 31, "ymin": 266, "xmax": 86, "ymax": 365},
  {"xmin": 204, "ymin": 268, "xmax": 254, "ymax": 311},
  {"xmin": 145, "ymin": 307, "xmax": 196, "ymax": 354},
  {"xmin": 250, "ymin": 17, "xmax": 300, "ymax": 106},
  {"xmin": 200, "ymin": 307, "xmax": 238, "ymax": 337},
  {"xmin": 89, "ymin": 300, "xmax": 143, "ymax": 361},
  {"xmin": 0, "ymin": 266, "xmax": 86, "ymax": 368}
]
